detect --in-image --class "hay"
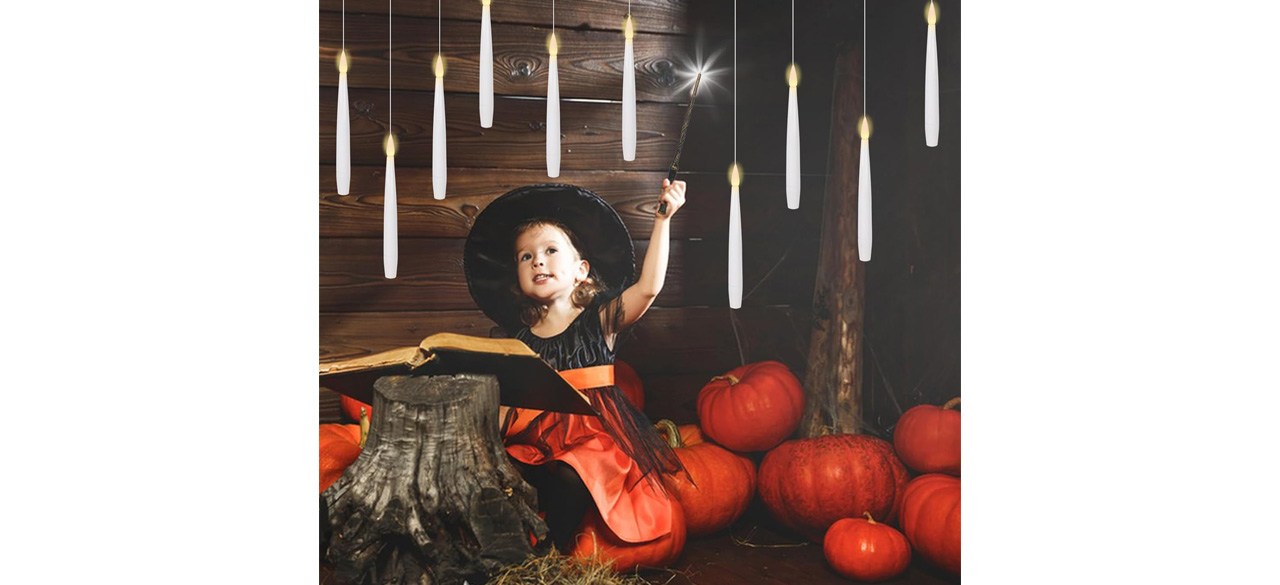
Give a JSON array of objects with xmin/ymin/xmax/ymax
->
[{"xmin": 489, "ymin": 550, "xmax": 650, "ymax": 585}]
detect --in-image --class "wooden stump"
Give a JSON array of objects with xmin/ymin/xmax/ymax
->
[{"xmin": 322, "ymin": 374, "xmax": 547, "ymax": 585}]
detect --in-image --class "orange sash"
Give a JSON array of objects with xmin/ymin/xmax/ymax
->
[{"xmin": 504, "ymin": 365, "xmax": 613, "ymax": 437}]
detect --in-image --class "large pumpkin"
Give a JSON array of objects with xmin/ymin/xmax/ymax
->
[
  {"xmin": 655, "ymin": 419, "xmax": 756, "ymax": 536},
  {"xmin": 823, "ymin": 513, "xmax": 911, "ymax": 582},
  {"xmin": 898, "ymin": 473, "xmax": 960, "ymax": 575},
  {"xmin": 571, "ymin": 497, "xmax": 687, "ymax": 572},
  {"xmin": 758, "ymin": 433, "xmax": 909, "ymax": 542},
  {"xmin": 614, "ymin": 359, "xmax": 645, "ymax": 410},
  {"xmin": 696, "ymin": 361, "xmax": 805, "ymax": 452},
  {"xmin": 893, "ymin": 397, "xmax": 960, "ymax": 475},
  {"xmin": 319, "ymin": 409, "xmax": 368, "ymax": 493}
]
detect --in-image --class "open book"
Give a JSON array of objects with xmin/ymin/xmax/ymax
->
[{"xmin": 319, "ymin": 333, "xmax": 596, "ymax": 415}]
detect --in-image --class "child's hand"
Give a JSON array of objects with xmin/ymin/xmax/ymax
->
[{"xmin": 657, "ymin": 179, "xmax": 687, "ymax": 219}]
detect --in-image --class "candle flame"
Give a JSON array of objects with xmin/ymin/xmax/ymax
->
[
  {"xmin": 482, "ymin": 0, "xmax": 491, "ymax": 6},
  {"xmin": 548, "ymin": 32, "xmax": 559, "ymax": 57},
  {"xmin": 384, "ymin": 133, "xmax": 398, "ymax": 157},
  {"xmin": 728, "ymin": 162, "xmax": 742, "ymax": 187},
  {"xmin": 858, "ymin": 116, "xmax": 873, "ymax": 140},
  {"xmin": 925, "ymin": 1, "xmax": 938, "ymax": 25},
  {"xmin": 624, "ymin": 15, "xmax": 635, "ymax": 40},
  {"xmin": 434, "ymin": 54, "xmax": 446, "ymax": 78},
  {"xmin": 337, "ymin": 50, "xmax": 349, "ymax": 73},
  {"xmin": 787, "ymin": 64, "xmax": 799, "ymax": 88}
]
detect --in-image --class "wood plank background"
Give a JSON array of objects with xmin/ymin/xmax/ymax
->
[{"xmin": 318, "ymin": 0, "xmax": 962, "ymax": 437}]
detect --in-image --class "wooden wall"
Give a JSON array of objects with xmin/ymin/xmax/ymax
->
[{"xmin": 319, "ymin": 0, "xmax": 962, "ymax": 438}]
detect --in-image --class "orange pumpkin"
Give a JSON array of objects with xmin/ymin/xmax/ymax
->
[
  {"xmin": 571, "ymin": 497, "xmax": 687, "ymax": 571},
  {"xmin": 823, "ymin": 513, "xmax": 911, "ymax": 582},
  {"xmin": 696, "ymin": 361, "xmax": 805, "ymax": 452},
  {"xmin": 898, "ymin": 473, "xmax": 961, "ymax": 575},
  {"xmin": 758, "ymin": 433, "xmax": 909, "ymax": 542},
  {"xmin": 614, "ymin": 359, "xmax": 645, "ymax": 411},
  {"xmin": 655, "ymin": 420, "xmax": 756, "ymax": 536},
  {"xmin": 319, "ymin": 408, "xmax": 368, "ymax": 493},
  {"xmin": 339, "ymin": 394, "xmax": 372, "ymax": 422},
  {"xmin": 893, "ymin": 397, "xmax": 960, "ymax": 475}
]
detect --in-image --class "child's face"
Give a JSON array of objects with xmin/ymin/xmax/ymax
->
[{"xmin": 514, "ymin": 223, "xmax": 589, "ymax": 304}]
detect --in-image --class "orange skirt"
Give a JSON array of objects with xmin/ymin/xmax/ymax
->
[{"xmin": 504, "ymin": 365, "xmax": 674, "ymax": 544}]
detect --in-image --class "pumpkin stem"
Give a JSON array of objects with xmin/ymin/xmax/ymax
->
[
  {"xmin": 654, "ymin": 419, "xmax": 685, "ymax": 449},
  {"xmin": 710, "ymin": 374, "xmax": 741, "ymax": 385},
  {"xmin": 863, "ymin": 511, "xmax": 876, "ymax": 524},
  {"xmin": 358, "ymin": 407, "xmax": 370, "ymax": 449},
  {"xmin": 943, "ymin": 397, "xmax": 961, "ymax": 410}
]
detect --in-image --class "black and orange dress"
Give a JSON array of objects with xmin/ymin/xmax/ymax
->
[{"xmin": 501, "ymin": 296, "xmax": 682, "ymax": 545}]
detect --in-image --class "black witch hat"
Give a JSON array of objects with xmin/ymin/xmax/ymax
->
[{"xmin": 463, "ymin": 184, "xmax": 636, "ymax": 334}]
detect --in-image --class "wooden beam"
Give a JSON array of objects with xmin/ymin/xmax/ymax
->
[
  {"xmin": 321, "ymin": 88, "xmax": 693, "ymax": 170},
  {"xmin": 319, "ymin": 237, "xmax": 818, "ymax": 311},
  {"xmin": 318, "ymin": 0, "xmax": 687, "ymax": 34},
  {"xmin": 320, "ymin": 306, "xmax": 810, "ymax": 377},
  {"xmin": 320, "ymin": 165, "xmax": 826, "ymax": 240},
  {"xmin": 320, "ymin": 13, "xmax": 689, "ymax": 101}
]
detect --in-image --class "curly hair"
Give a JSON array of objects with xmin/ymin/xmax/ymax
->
[{"xmin": 511, "ymin": 219, "xmax": 608, "ymax": 327}]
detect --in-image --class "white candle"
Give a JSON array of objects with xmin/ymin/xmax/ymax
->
[
  {"xmin": 384, "ymin": 134, "xmax": 399, "ymax": 279},
  {"xmin": 785, "ymin": 64, "xmax": 801, "ymax": 209},
  {"xmin": 480, "ymin": 0, "xmax": 494, "ymax": 128},
  {"xmin": 728, "ymin": 163, "xmax": 743, "ymax": 308},
  {"xmin": 622, "ymin": 15, "xmax": 636, "ymax": 161},
  {"xmin": 924, "ymin": 1, "xmax": 939, "ymax": 147},
  {"xmin": 433, "ymin": 55, "xmax": 448, "ymax": 200},
  {"xmin": 857, "ymin": 117, "xmax": 873, "ymax": 262},
  {"xmin": 336, "ymin": 51, "xmax": 351, "ymax": 195},
  {"xmin": 546, "ymin": 33, "xmax": 561, "ymax": 178}
]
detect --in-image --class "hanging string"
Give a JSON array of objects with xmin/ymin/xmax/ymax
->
[
  {"xmin": 790, "ymin": 0, "xmax": 794, "ymax": 64},
  {"xmin": 342, "ymin": 0, "xmax": 345, "ymax": 53},
  {"xmin": 388, "ymin": 0, "xmax": 392, "ymax": 130},
  {"xmin": 863, "ymin": 0, "xmax": 867, "ymax": 118},
  {"xmin": 733, "ymin": 0, "xmax": 737, "ymax": 162},
  {"xmin": 438, "ymin": 0, "xmax": 441, "ymax": 55}
]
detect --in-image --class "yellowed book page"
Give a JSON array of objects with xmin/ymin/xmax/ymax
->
[
  {"xmin": 418, "ymin": 332, "xmax": 538, "ymax": 358},
  {"xmin": 318, "ymin": 345, "xmax": 425, "ymax": 375}
]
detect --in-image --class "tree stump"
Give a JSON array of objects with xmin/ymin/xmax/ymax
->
[{"xmin": 322, "ymin": 374, "xmax": 547, "ymax": 585}]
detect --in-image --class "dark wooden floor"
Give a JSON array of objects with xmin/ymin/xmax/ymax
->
[{"xmin": 320, "ymin": 502, "xmax": 960, "ymax": 584}]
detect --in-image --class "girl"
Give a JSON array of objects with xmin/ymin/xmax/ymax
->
[{"xmin": 462, "ymin": 181, "xmax": 687, "ymax": 555}]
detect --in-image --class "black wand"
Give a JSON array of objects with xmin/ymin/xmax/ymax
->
[{"xmin": 660, "ymin": 72, "xmax": 703, "ymax": 217}]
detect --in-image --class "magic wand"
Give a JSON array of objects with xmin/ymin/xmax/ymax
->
[{"xmin": 659, "ymin": 71, "xmax": 703, "ymax": 217}]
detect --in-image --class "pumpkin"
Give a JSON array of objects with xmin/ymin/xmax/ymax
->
[
  {"xmin": 823, "ymin": 512, "xmax": 911, "ymax": 582},
  {"xmin": 898, "ymin": 473, "xmax": 960, "ymax": 575},
  {"xmin": 614, "ymin": 359, "xmax": 645, "ymax": 410},
  {"xmin": 655, "ymin": 419, "xmax": 756, "ymax": 536},
  {"xmin": 696, "ymin": 360, "xmax": 805, "ymax": 452},
  {"xmin": 658, "ymin": 420, "xmax": 705, "ymax": 447},
  {"xmin": 319, "ymin": 408, "xmax": 369, "ymax": 493},
  {"xmin": 339, "ymin": 394, "xmax": 373, "ymax": 422},
  {"xmin": 758, "ymin": 433, "xmax": 909, "ymax": 542},
  {"xmin": 571, "ymin": 497, "xmax": 687, "ymax": 571},
  {"xmin": 893, "ymin": 396, "xmax": 960, "ymax": 475}
]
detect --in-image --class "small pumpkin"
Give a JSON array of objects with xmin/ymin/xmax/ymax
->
[
  {"xmin": 339, "ymin": 394, "xmax": 373, "ymax": 423},
  {"xmin": 758, "ymin": 433, "xmax": 909, "ymax": 542},
  {"xmin": 898, "ymin": 473, "xmax": 960, "ymax": 575},
  {"xmin": 571, "ymin": 497, "xmax": 687, "ymax": 572},
  {"xmin": 319, "ymin": 408, "xmax": 369, "ymax": 493},
  {"xmin": 655, "ymin": 419, "xmax": 756, "ymax": 536},
  {"xmin": 696, "ymin": 361, "xmax": 805, "ymax": 452},
  {"xmin": 614, "ymin": 359, "xmax": 645, "ymax": 411},
  {"xmin": 823, "ymin": 512, "xmax": 911, "ymax": 582},
  {"xmin": 893, "ymin": 397, "xmax": 960, "ymax": 475}
]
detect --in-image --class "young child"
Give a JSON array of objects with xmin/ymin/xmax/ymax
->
[{"xmin": 462, "ymin": 181, "xmax": 687, "ymax": 554}]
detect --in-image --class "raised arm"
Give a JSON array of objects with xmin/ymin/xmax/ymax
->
[{"xmin": 616, "ymin": 179, "xmax": 686, "ymax": 332}]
